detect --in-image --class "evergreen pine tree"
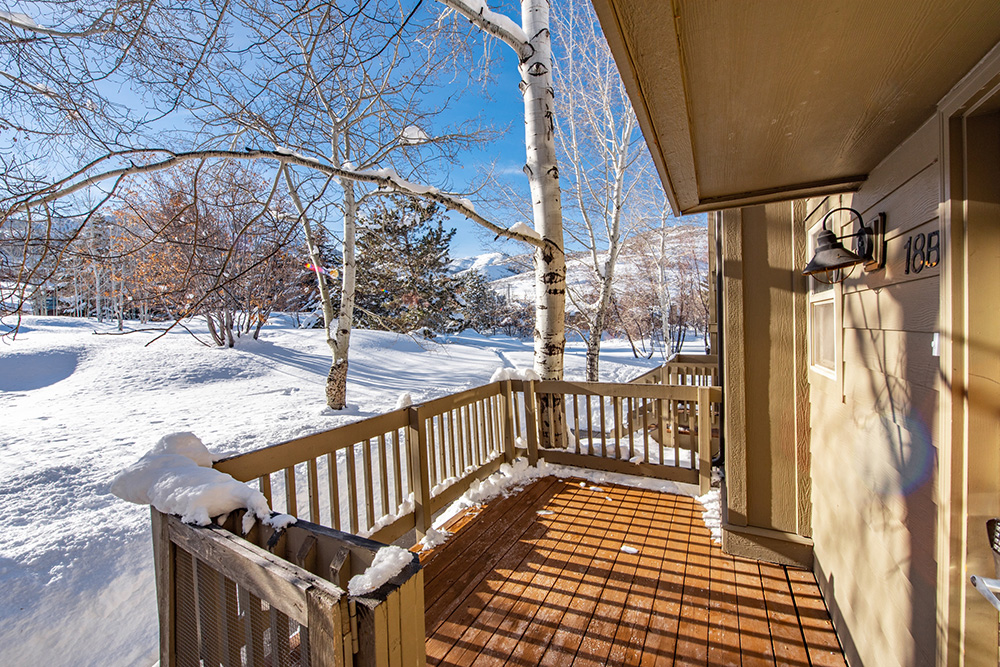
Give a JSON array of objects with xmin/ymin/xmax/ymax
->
[
  {"xmin": 457, "ymin": 270, "xmax": 507, "ymax": 334},
  {"xmin": 355, "ymin": 197, "xmax": 458, "ymax": 334}
]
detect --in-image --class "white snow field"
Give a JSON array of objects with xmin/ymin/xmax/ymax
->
[{"xmin": 0, "ymin": 315, "xmax": 672, "ymax": 666}]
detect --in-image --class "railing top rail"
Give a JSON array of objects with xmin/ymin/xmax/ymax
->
[
  {"xmin": 415, "ymin": 382, "xmax": 503, "ymax": 418},
  {"xmin": 534, "ymin": 380, "xmax": 720, "ymax": 401},
  {"xmin": 215, "ymin": 407, "xmax": 409, "ymax": 482},
  {"xmin": 666, "ymin": 353, "xmax": 718, "ymax": 365}
]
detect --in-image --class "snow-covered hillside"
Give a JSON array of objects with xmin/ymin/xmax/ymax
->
[
  {"xmin": 451, "ymin": 223, "xmax": 708, "ymax": 305},
  {"xmin": 0, "ymin": 316, "xmax": 663, "ymax": 666}
]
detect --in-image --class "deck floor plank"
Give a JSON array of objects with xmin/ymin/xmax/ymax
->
[
  {"xmin": 732, "ymin": 557, "xmax": 777, "ymax": 664},
  {"xmin": 638, "ymin": 493, "xmax": 687, "ymax": 665},
  {"xmin": 436, "ymin": 484, "xmax": 591, "ymax": 666},
  {"xmin": 759, "ymin": 560, "xmax": 812, "ymax": 666},
  {"xmin": 500, "ymin": 484, "xmax": 607, "ymax": 666},
  {"xmin": 536, "ymin": 484, "xmax": 629, "ymax": 667},
  {"xmin": 785, "ymin": 568, "xmax": 849, "ymax": 666},
  {"xmin": 422, "ymin": 477, "xmax": 845, "ymax": 667},
  {"xmin": 571, "ymin": 486, "xmax": 646, "ymax": 666}
]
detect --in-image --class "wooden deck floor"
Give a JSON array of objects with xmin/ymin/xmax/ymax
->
[{"xmin": 419, "ymin": 476, "xmax": 846, "ymax": 666}]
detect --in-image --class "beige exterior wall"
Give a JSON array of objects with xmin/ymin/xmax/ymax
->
[
  {"xmin": 719, "ymin": 203, "xmax": 813, "ymax": 567},
  {"xmin": 805, "ymin": 117, "xmax": 942, "ymax": 667},
  {"xmin": 720, "ymin": 59, "xmax": 1000, "ymax": 665}
]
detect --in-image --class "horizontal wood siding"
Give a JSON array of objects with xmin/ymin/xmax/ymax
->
[{"xmin": 808, "ymin": 115, "xmax": 941, "ymax": 667}]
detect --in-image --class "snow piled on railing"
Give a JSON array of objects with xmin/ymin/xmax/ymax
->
[
  {"xmin": 111, "ymin": 432, "xmax": 291, "ymax": 535},
  {"xmin": 489, "ymin": 366, "xmax": 540, "ymax": 382},
  {"xmin": 347, "ymin": 545, "xmax": 415, "ymax": 596},
  {"xmin": 358, "ymin": 494, "xmax": 414, "ymax": 539}
]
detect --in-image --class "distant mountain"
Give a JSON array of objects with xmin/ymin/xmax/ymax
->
[
  {"xmin": 449, "ymin": 223, "xmax": 708, "ymax": 309},
  {"xmin": 447, "ymin": 252, "xmax": 530, "ymax": 282}
]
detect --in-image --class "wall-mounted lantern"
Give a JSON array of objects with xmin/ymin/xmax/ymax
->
[{"xmin": 803, "ymin": 207, "xmax": 886, "ymax": 284}]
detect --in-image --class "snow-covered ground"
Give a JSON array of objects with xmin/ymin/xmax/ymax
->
[{"xmin": 0, "ymin": 315, "xmax": 671, "ymax": 666}]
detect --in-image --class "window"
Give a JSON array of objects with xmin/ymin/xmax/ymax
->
[
  {"xmin": 811, "ymin": 301, "xmax": 835, "ymax": 370},
  {"xmin": 808, "ymin": 215, "xmax": 838, "ymax": 378}
]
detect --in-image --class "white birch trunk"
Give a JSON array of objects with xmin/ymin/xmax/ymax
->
[
  {"xmin": 327, "ymin": 181, "xmax": 358, "ymax": 409},
  {"xmin": 283, "ymin": 166, "xmax": 356, "ymax": 409},
  {"xmin": 656, "ymin": 215, "xmax": 674, "ymax": 359},
  {"xmin": 520, "ymin": 0, "xmax": 566, "ymax": 381}
]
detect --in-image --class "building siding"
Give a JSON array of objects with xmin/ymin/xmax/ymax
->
[{"xmin": 809, "ymin": 116, "xmax": 941, "ymax": 667}]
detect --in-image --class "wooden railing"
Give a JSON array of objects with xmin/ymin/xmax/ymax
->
[
  {"xmin": 155, "ymin": 358, "xmax": 722, "ymax": 665},
  {"xmin": 630, "ymin": 353, "xmax": 719, "ymax": 386},
  {"xmin": 215, "ymin": 383, "xmax": 531, "ymax": 542},
  {"xmin": 151, "ymin": 508, "xmax": 424, "ymax": 666},
  {"xmin": 529, "ymin": 381, "xmax": 720, "ymax": 492},
  {"xmin": 216, "ymin": 359, "xmax": 721, "ymax": 540}
]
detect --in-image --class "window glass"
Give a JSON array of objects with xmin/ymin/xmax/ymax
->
[{"xmin": 811, "ymin": 301, "xmax": 835, "ymax": 370}]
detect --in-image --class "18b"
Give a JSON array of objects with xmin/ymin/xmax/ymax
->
[{"xmin": 903, "ymin": 230, "xmax": 940, "ymax": 274}]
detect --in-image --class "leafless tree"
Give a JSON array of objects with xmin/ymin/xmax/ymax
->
[
  {"xmin": 1, "ymin": 1, "xmax": 547, "ymax": 408},
  {"xmin": 550, "ymin": 0, "xmax": 653, "ymax": 380}
]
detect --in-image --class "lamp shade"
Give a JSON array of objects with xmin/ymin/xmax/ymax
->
[{"xmin": 803, "ymin": 227, "xmax": 863, "ymax": 276}]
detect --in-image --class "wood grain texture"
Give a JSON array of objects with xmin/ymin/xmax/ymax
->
[{"xmin": 421, "ymin": 478, "xmax": 845, "ymax": 666}]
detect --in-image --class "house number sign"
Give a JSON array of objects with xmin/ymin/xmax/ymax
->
[{"xmin": 902, "ymin": 230, "xmax": 940, "ymax": 274}]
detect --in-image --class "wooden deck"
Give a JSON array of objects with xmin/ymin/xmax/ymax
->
[{"xmin": 419, "ymin": 477, "xmax": 846, "ymax": 666}]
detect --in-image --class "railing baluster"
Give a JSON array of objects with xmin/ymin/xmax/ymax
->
[
  {"xmin": 512, "ymin": 383, "xmax": 523, "ymax": 446},
  {"xmin": 307, "ymin": 458, "xmax": 320, "ymax": 523},
  {"xmin": 362, "ymin": 438, "xmax": 375, "ymax": 530},
  {"xmin": 599, "ymin": 396, "xmax": 607, "ymax": 458},
  {"xmin": 642, "ymin": 397, "xmax": 651, "ymax": 464},
  {"xmin": 473, "ymin": 400, "xmax": 484, "ymax": 464},
  {"xmin": 346, "ymin": 443, "xmax": 358, "ymax": 534},
  {"xmin": 502, "ymin": 381, "xmax": 516, "ymax": 462},
  {"xmin": 378, "ymin": 434, "xmax": 389, "ymax": 517},
  {"xmin": 326, "ymin": 452, "xmax": 341, "ymax": 531},
  {"xmin": 657, "ymin": 398, "xmax": 666, "ymax": 466},
  {"xmin": 613, "ymin": 397, "xmax": 623, "ymax": 460},
  {"xmin": 284, "ymin": 466, "xmax": 297, "ymax": 517},
  {"xmin": 437, "ymin": 414, "xmax": 448, "ymax": 484},
  {"xmin": 586, "ymin": 394, "xmax": 594, "ymax": 457},
  {"xmin": 524, "ymin": 381, "xmax": 538, "ymax": 464},
  {"xmin": 259, "ymin": 474, "xmax": 271, "ymax": 507},
  {"xmin": 391, "ymin": 429, "xmax": 403, "ymax": 510},
  {"xmin": 453, "ymin": 408, "xmax": 464, "ymax": 477},
  {"xmin": 426, "ymin": 415, "xmax": 437, "ymax": 487},
  {"xmin": 573, "ymin": 393, "xmax": 581, "ymax": 454},
  {"xmin": 626, "ymin": 397, "xmax": 635, "ymax": 461},
  {"xmin": 670, "ymin": 399, "xmax": 679, "ymax": 466}
]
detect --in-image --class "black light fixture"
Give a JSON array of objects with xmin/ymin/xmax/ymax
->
[{"xmin": 803, "ymin": 207, "xmax": 885, "ymax": 284}]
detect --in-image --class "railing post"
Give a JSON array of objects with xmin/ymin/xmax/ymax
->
[
  {"xmin": 697, "ymin": 387, "xmax": 712, "ymax": 495},
  {"xmin": 150, "ymin": 509, "xmax": 176, "ymax": 667},
  {"xmin": 524, "ymin": 380, "xmax": 539, "ymax": 464},
  {"xmin": 406, "ymin": 406, "xmax": 432, "ymax": 538},
  {"xmin": 501, "ymin": 380, "xmax": 516, "ymax": 463},
  {"xmin": 306, "ymin": 586, "xmax": 342, "ymax": 666}
]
